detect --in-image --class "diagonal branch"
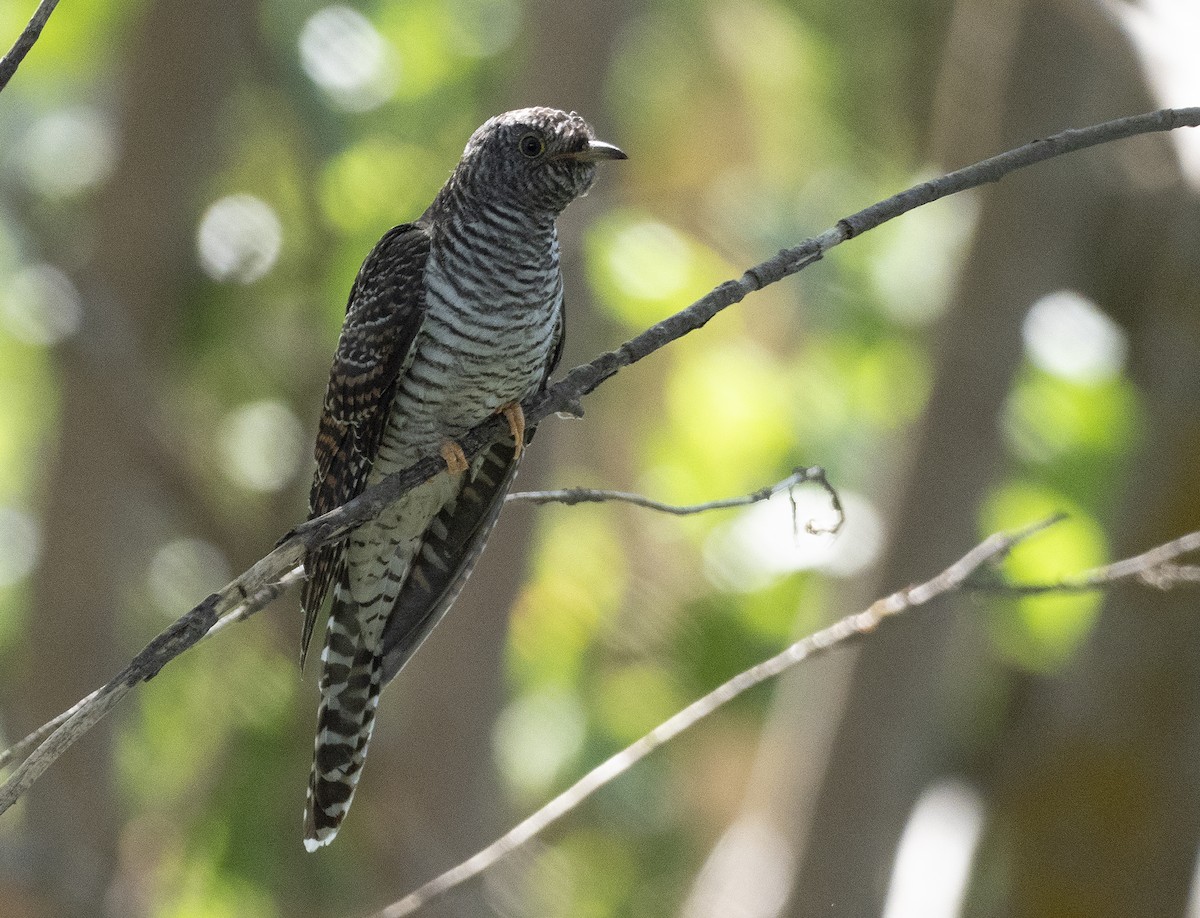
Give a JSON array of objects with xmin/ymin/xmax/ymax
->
[
  {"xmin": 0, "ymin": 566, "xmax": 306, "ymax": 810},
  {"xmin": 2, "ymin": 105, "xmax": 1198, "ymax": 816},
  {"xmin": 291, "ymin": 106, "xmax": 1200, "ymax": 565},
  {"xmin": 0, "ymin": 0, "xmax": 62, "ymax": 94},
  {"xmin": 371, "ymin": 517, "xmax": 1060, "ymax": 917},
  {"xmin": 968, "ymin": 528, "xmax": 1200, "ymax": 594},
  {"xmin": 372, "ymin": 516, "xmax": 1200, "ymax": 916}
]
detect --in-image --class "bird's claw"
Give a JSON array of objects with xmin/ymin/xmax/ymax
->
[
  {"xmin": 440, "ymin": 440, "xmax": 470, "ymax": 474},
  {"xmin": 497, "ymin": 402, "xmax": 525, "ymax": 459}
]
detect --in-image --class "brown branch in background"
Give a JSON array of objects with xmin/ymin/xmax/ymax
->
[
  {"xmin": 508, "ymin": 465, "xmax": 844, "ymax": 533},
  {"xmin": 0, "ymin": 0, "xmax": 62, "ymax": 94},
  {"xmin": 2, "ymin": 105, "xmax": 1198, "ymax": 818}
]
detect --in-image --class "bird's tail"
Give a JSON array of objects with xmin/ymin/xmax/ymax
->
[{"xmin": 303, "ymin": 586, "xmax": 383, "ymax": 852}]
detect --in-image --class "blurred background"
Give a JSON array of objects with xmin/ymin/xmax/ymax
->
[{"xmin": 0, "ymin": 0, "xmax": 1198, "ymax": 915}]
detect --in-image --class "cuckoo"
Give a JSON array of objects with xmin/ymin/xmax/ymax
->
[{"xmin": 299, "ymin": 108, "xmax": 625, "ymax": 850}]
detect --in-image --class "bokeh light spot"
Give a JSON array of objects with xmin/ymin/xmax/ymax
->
[
  {"xmin": 19, "ymin": 107, "xmax": 117, "ymax": 198},
  {"xmin": 319, "ymin": 139, "xmax": 437, "ymax": 233},
  {"xmin": 147, "ymin": 538, "xmax": 232, "ymax": 617},
  {"xmin": 0, "ymin": 507, "xmax": 41, "ymax": 587},
  {"xmin": 1022, "ymin": 290, "xmax": 1127, "ymax": 384},
  {"xmin": 197, "ymin": 195, "xmax": 283, "ymax": 284},
  {"xmin": 219, "ymin": 400, "xmax": 304, "ymax": 493},
  {"xmin": 683, "ymin": 815, "xmax": 796, "ymax": 918},
  {"xmin": 870, "ymin": 186, "xmax": 979, "ymax": 326},
  {"xmin": 299, "ymin": 6, "xmax": 398, "ymax": 111},
  {"xmin": 883, "ymin": 781, "xmax": 985, "ymax": 918},
  {"xmin": 607, "ymin": 219, "xmax": 692, "ymax": 303},
  {"xmin": 1, "ymin": 264, "xmax": 82, "ymax": 345},
  {"xmin": 494, "ymin": 687, "xmax": 586, "ymax": 799},
  {"xmin": 981, "ymin": 482, "xmax": 1106, "ymax": 669}
]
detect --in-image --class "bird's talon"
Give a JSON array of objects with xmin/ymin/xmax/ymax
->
[
  {"xmin": 440, "ymin": 440, "xmax": 469, "ymax": 474},
  {"xmin": 497, "ymin": 402, "xmax": 526, "ymax": 459}
]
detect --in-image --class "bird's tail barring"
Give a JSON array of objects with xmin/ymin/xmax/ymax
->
[{"xmin": 303, "ymin": 596, "xmax": 383, "ymax": 851}]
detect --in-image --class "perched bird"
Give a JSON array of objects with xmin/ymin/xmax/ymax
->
[{"xmin": 299, "ymin": 108, "xmax": 625, "ymax": 850}]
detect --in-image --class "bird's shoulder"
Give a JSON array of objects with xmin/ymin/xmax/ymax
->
[
  {"xmin": 344, "ymin": 221, "xmax": 432, "ymax": 317},
  {"xmin": 325, "ymin": 221, "xmax": 432, "ymax": 425}
]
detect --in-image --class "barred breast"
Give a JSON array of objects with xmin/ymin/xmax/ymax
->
[
  {"xmin": 347, "ymin": 201, "xmax": 562, "ymax": 612},
  {"xmin": 376, "ymin": 200, "xmax": 563, "ymax": 470}
]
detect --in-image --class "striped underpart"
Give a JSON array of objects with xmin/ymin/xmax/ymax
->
[{"xmin": 303, "ymin": 190, "xmax": 563, "ymax": 849}]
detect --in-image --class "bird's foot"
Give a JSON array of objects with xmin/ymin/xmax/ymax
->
[
  {"xmin": 440, "ymin": 440, "xmax": 470, "ymax": 475},
  {"xmin": 497, "ymin": 402, "xmax": 525, "ymax": 459}
]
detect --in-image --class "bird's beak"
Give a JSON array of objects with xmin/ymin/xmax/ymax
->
[{"xmin": 556, "ymin": 139, "xmax": 628, "ymax": 162}]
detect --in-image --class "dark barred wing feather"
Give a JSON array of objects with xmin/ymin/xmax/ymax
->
[
  {"xmin": 379, "ymin": 438, "xmax": 519, "ymax": 683},
  {"xmin": 300, "ymin": 222, "xmax": 431, "ymax": 666}
]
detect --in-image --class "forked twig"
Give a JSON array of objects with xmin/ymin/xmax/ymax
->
[{"xmin": 509, "ymin": 465, "xmax": 844, "ymax": 533}]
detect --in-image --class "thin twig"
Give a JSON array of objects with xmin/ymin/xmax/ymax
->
[
  {"xmin": 969, "ymin": 528, "xmax": 1200, "ymax": 595},
  {"xmin": 507, "ymin": 466, "xmax": 845, "ymax": 533},
  {"xmin": 2, "ymin": 106, "xmax": 1198, "ymax": 816},
  {"xmin": 0, "ymin": 0, "xmax": 62, "ymax": 94},
  {"xmin": 371, "ymin": 517, "xmax": 1060, "ymax": 917}
]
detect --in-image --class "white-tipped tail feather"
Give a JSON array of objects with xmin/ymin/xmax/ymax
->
[{"xmin": 303, "ymin": 585, "xmax": 383, "ymax": 850}]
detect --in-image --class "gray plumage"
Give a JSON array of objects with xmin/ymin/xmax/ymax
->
[{"xmin": 300, "ymin": 107, "xmax": 625, "ymax": 851}]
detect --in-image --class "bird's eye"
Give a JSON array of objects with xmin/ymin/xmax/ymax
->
[{"xmin": 518, "ymin": 133, "xmax": 546, "ymax": 158}]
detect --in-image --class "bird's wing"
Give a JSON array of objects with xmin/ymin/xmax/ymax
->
[
  {"xmin": 378, "ymin": 438, "xmax": 518, "ymax": 684},
  {"xmin": 544, "ymin": 285, "xmax": 566, "ymax": 382},
  {"xmin": 378, "ymin": 290, "xmax": 566, "ymax": 686},
  {"xmin": 300, "ymin": 222, "xmax": 432, "ymax": 667}
]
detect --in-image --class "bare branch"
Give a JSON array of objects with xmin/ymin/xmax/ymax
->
[
  {"xmin": 371, "ymin": 517, "xmax": 1061, "ymax": 917},
  {"xmin": 507, "ymin": 465, "xmax": 844, "ymax": 533},
  {"xmin": 0, "ymin": 0, "xmax": 62, "ymax": 94},
  {"xmin": 0, "ymin": 689, "xmax": 98, "ymax": 771},
  {"xmin": 969, "ymin": 528, "xmax": 1200, "ymax": 595},
  {"xmin": 2, "ymin": 106, "xmax": 1197, "ymax": 817},
  {"xmin": 0, "ymin": 566, "xmax": 305, "ymax": 813},
  {"xmin": 371, "ymin": 517, "xmax": 1200, "ymax": 915}
]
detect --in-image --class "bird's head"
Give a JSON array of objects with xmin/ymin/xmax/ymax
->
[{"xmin": 452, "ymin": 107, "xmax": 626, "ymax": 216}]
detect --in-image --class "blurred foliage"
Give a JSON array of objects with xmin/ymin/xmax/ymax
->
[{"xmin": 0, "ymin": 0, "xmax": 1148, "ymax": 914}]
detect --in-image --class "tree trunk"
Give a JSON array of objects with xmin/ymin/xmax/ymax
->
[{"xmin": 3, "ymin": 1, "xmax": 253, "ymax": 914}]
